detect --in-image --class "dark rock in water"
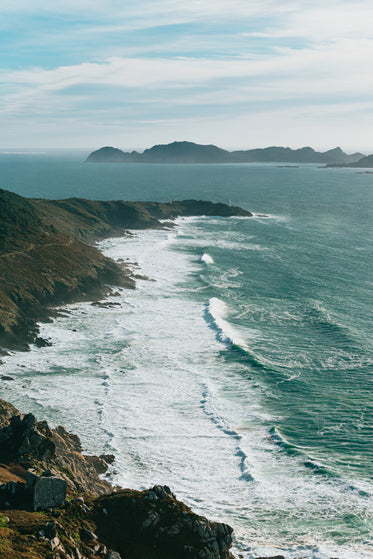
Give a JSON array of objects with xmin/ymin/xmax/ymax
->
[
  {"xmin": 91, "ymin": 301, "xmax": 121, "ymax": 308},
  {"xmin": 85, "ymin": 453, "xmax": 115, "ymax": 475},
  {"xmin": 94, "ymin": 485, "xmax": 234, "ymax": 559},
  {"xmin": 1, "ymin": 375, "xmax": 14, "ymax": 381},
  {"xmin": 34, "ymin": 337, "xmax": 52, "ymax": 348}
]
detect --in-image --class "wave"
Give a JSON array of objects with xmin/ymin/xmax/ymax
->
[
  {"xmin": 269, "ymin": 427, "xmax": 372, "ymax": 498},
  {"xmin": 200, "ymin": 385, "xmax": 254, "ymax": 482},
  {"xmin": 200, "ymin": 253, "xmax": 214, "ymax": 264},
  {"xmin": 204, "ymin": 298, "xmax": 281, "ymax": 372},
  {"xmin": 305, "ymin": 300, "xmax": 358, "ymax": 347},
  {"xmin": 205, "ymin": 297, "xmax": 248, "ymax": 349}
]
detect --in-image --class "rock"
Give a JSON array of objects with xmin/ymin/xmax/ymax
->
[
  {"xmin": 1, "ymin": 375, "xmax": 14, "ymax": 381},
  {"xmin": 42, "ymin": 521, "xmax": 58, "ymax": 539},
  {"xmin": 106, "ymin": 552, "xmax": 122, "ymax": 559},
  {"xmin": 80, "ymin": 527, "xmax": 98, "ymax": 541},
  {"xmin": 0, "ymin": 398, "xmax": 21, "ymax": 427},
  {"xmin": 34, "ymin": 336, "xmax": 52, "ymax": 347},
  {"xmin": 52, "ymin": 425, "xmax": 112, "ymax": 496},
  {"xmin": 85, "ymin": 453, "xmax": 115, "ymax": 475},
  {"xmin": 0, "ymin": 413, "xmax": 55, "ymax": 461},
  {"xmin": 0, "ymin": 479, "xmax": 29, "ymax": 507},
  {"xmin": 94, "ymin": 485, "xmax": 234, "ymax": 559},
  {"xmin": 50, "ymin": 536, "xmax": 61, "ymax": 550},
  {"xmin": 27, "ymin": 469, "xmax": 67, "ymax": 511}
]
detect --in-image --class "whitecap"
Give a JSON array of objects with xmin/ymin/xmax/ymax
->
[{"xmin": 200, "ymin": 253, "xmax": 214, "ymax": 264}]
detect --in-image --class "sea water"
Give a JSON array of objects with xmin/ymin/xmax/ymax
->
[{"xmin": 0, "ymin": 152, "xmax": 373, "ymax": 558}]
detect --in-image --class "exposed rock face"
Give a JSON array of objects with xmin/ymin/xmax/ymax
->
[
  {"xmin": 0, "ymin": 398, "xmax": 21, "ymax": 427},
  {"xmin": 0, "ymin": 413, "xmax": 55, "ymax": 462},
  {"xmin": 52, "ymin": 425, "xmax": 113, "ymax": 496},
  {"xmin": 0, "ymin": 469, "xmax": 67, "ymax": 512},
  {"xmin": 26, "ymin": 469, "xmax": 67, "ymax": 511},
  {"xmin": 0, "ymin": 399, "xmax": 112, "ymax": 497},
  {"xmin": 94, "ymin": 485, "xmax": 234, "ymax": 559}
]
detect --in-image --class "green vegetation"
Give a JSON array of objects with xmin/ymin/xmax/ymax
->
[{"xmin": 0, "ymin": 189, "xmax": 43, "ymax": 251}]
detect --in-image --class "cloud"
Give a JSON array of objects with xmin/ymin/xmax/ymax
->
[{"xmin": 1, "ymin": 0, "xmax": 373, "ymax": 149}]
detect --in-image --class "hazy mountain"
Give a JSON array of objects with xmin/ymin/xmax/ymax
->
[
  {"xmin": 325, "ymin": 153, "xmax": 373, "ymax": 168},
  {"xmin": 347, "ymin": 154, "xmax": 373, "ymax": 167},
  {"xmin": 86, "ymin": 141, "xmax": 364, "ymax": 165}
]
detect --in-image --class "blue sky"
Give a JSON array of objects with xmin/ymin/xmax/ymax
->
[{"xmin": 1, "ymin": 1, "xmax": 373, "ymax": 151}]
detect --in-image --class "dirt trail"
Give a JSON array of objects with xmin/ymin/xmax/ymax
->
[{"xmin": 0, "ymin": 238, "xmax": 73, "ymax": 259}]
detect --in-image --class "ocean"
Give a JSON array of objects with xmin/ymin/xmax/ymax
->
[{"xmin": 0, "ymin": 151, "xmax": 372, "ymax": 558}]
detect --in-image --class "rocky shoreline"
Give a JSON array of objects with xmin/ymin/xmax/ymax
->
[
  {"xmin": 0, "ymin": 190, "xmax": 251, "ymax": 351},
  {"xmin": 0, "ymin": 190, "xmax": 335, "ymax": 558},
  {"xmin": 0, "ymin": 190, "xmax": 254, "ymax": 558},
  {"xmin": 0, "ymin": 398, "xmax": 236, "ymax": 559}
]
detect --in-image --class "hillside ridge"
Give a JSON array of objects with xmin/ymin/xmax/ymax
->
[{"xmin": 0, "ymin": 190, "xmax": 251, "ymax": 349}]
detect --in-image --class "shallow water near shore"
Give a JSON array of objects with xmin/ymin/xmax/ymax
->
[{"xmin": 1, "ymin": 157, "xmax": 373, "ymax": 557}]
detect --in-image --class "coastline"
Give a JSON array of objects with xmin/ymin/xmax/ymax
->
[
  {"xmin": 0, "ymin": 190, "xmax": 251, "ymax": 351},
  {"xmin": 0, "ymin": 190, "xmax": 359, "ymax": 558},
  {"xmin": 0, "ymin": 192, "xmax": 256, "ymax": 558}
]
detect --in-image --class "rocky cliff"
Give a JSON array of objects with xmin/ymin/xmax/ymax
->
[{"xmin": 0, "ymin": 190, "xmax": 251, "ymax": 350}]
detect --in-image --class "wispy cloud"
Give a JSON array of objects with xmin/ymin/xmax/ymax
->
[{"xmin": 1, "ymin": 0, "xmax": 373, "ymax": 149}]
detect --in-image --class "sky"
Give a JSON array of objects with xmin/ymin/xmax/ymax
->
[{"xmin": 1, "ymin": 1, "xmax": 373, "ymax": 152}]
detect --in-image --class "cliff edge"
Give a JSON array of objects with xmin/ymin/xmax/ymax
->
[{"xmin": 0, "ymin": 190, "xmax": 251, "ymax": 350}]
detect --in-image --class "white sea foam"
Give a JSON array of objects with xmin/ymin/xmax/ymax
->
[
  {"xmin": 201, "ymin": 253, "xmax": 214, "ymax": 264},
  {"xmin": 1, "ymin": 220, "xmax": 372, "ymax": 559},
  {"xmin": 206, "ymin": 297, "xmax": 249, "ymax": 350}
]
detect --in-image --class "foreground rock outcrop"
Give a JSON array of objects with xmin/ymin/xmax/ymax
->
[
  {"xmin": 94, "ymin": 485, "xmax": 234, "ymax": 559},
  {"xmin": 0, "ymin": 398, "xmax": 236, "ymax": 559}
]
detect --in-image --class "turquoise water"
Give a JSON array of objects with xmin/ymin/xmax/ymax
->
[{"xmin": 1, "ymin": 152, "xmax": 373, "ymax": 558}]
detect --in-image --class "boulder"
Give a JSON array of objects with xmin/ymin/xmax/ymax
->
[{"xmin": 26, "ymin": 469, "xmax": 67, "ymax": 511}]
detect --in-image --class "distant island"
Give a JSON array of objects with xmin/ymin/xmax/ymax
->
[
  {"xmin": 86, "ymin": 141, "xmax": 364, "ymax": 165},
  {"xmin": 326, "ymin": 153, "xmax": 373, "ymax": 168}
]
